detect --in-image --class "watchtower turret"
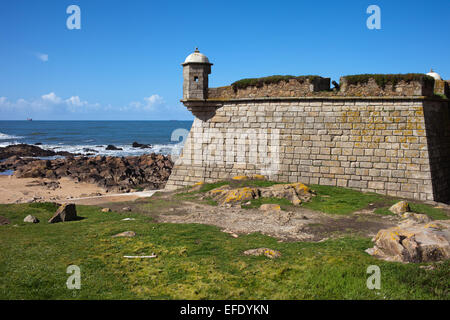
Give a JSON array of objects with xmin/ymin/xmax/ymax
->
[{"xmin": 182, "ymin": 48, "xmax": 212, "ymax": 100}]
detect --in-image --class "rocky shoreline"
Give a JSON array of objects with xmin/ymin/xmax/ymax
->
[{"xmin": 0, "ymin": 144, "xmax": 173, "ymax": 192}]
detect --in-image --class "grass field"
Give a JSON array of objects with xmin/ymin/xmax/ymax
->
[{"xmin": 0, "ymin": 198, "xmax": 449, "ymax": 300}]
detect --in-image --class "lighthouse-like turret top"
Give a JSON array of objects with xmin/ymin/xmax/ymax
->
[{"xmin": 182, "ymin": 48, "xmax": 212, "ymax": 100}]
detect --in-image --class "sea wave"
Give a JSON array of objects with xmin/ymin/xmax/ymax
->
[
  {"xmin": 0, "ymin": 132, "xmax": 24, "ymax": 140},
  {"xmin": 0, "ymin": 141, "xmax": 184, "ymax": 157}
]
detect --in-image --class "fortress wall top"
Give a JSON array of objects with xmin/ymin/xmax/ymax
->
[{"xmin": 207, "ymin": 74, "xmax": 436, "ymax": 100}]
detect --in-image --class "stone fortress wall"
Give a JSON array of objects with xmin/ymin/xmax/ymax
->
[{"xmin": 166, "ymin": 51, "xmax": 450, "ymax": 202}]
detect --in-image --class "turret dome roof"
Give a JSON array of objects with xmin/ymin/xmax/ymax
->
[
  {"xmin": 426, "ymin": 68, "xmax": 442, "ymax": 80},
  {"xmin": 183, "ymin": 48, "xmax": 211, "ymax": 65}
]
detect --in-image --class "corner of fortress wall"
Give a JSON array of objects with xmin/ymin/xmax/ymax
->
[{"xmin": 166, "ymin": 97, "xmax": 450, "ymax": 202}]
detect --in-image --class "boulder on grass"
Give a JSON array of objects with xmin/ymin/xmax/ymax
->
[
  {"xmin": 48, "ymin": 203, "xmax": 77, "ymax": 223},
  {"xmin": 101, "ymin": 208, "xmax": 112, "ymax": 213},
  {"xmin": 260, "ymin": 182, "xmax": 313, "ymax": 205},
  {"xmin": 389, "ymin": 201, "xmax": 410, "ymax": 215},
  {"xmin": 24, "ymin": 215, "xmax": 39, "ymax": 223},
  {"xmin": 206, "ymin": 186, "xmax": 259, "ymax": 206},
  {"xmin": 112, "ymin": 231, "xmax": 136, "ymax": 238},
  {"xmin": 206, "ymin": 182, "xmax": 314, "ymax": 207},
  {"xmin": 366, "ymin": 220, "xmax": 450, "ymax": 263}
]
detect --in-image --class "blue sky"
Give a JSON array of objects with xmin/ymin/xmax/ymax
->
[{"xmin": 0, "ymin": 0, "xmax": 449, "ymax": 120}]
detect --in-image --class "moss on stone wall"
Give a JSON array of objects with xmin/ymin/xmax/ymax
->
[
  {"xmin": 342, "ymin": 73, "xmax": 435, "ymax": 89},
  {"xmin": 231, "ymin": 75, "xmax": 322, "ymax": 91}
]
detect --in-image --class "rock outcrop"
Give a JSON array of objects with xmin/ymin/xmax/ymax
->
[
  {"xmin": 14, "ymin": 153, "xmax": 173, "ymax": 191},
  {"xmin": 260, "ymin": 183, "xmax": 312, "ymax": 205},
  {"xmin": 132, "ymin": 142, "xmax": 152, "ymax": 149},
  {"xmin": 205, "ymin": 182, "xmax": 314, "ymax": 206},
  {"xmin": 389, "ymin": 201, "xmax": 411, "ymax": 215},
  {"xmin": 105, "ymin": 145, "xmax": 122, "ymax": 151},
  {"xmin": 366, "ymin": 220, "xmax": 450, "ymax": 263},
  {"xmin": 48, "ymin": 203, "xmax": 78, "ymax": 223},
  {"xmin": 0, "ymin": 144, "xmax": 74, "ymax": 160}
]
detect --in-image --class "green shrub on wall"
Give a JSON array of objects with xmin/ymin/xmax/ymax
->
[
  {"xmin": 342, "ymin": 73, "xmax": 435, "ymax": 89},
  {"xmin": 231, "ymin": 75, "xmax": 322, "ymax": 91}
]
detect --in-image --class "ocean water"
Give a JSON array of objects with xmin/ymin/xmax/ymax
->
[{"xmin": 0, "ymin": 120, "xmax": 193, "ymax": 157}]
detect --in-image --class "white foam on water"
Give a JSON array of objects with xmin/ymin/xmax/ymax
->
[
  {"xmin": 0, "ymin": 132, "xmax": 24, "ymax": 140},
  {"xmin": 0, "ymin": 141, "xmax": 185, "ymax": 157}
]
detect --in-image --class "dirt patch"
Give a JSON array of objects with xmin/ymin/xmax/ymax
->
[{"xmin": 118, "ymin": 191, "xmax": 399, "ymax": 242}]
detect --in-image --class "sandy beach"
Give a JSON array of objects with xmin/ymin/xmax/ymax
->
[{"xmin": 0, "ymin": 175, "xmax": 107, "ymax": 204}]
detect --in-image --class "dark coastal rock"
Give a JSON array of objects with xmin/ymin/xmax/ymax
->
[
  {"xmin": 14, "ymin": 153, "xmax": 174, "ymax": 191},
  {"xmin": 132, "ymin": 141, "xmax": 152, "ymax": 149},
  {"xmin": 48, "ymin": 203, "xmax": 78, "ymax": 223},
  {"xmin": 0, "ymin": 216, "xmax": 11, "ymax": 226},
  {"xmin": 0, "ymin": 144, "xmax": 74, "ymax": 160},
  {"xmin": 83, "ymin": 148, "xmax": 97, "ymax": 153},
  {"xmin": 106, "ymin": 145, "xmax": 122, "ymax": 151}
]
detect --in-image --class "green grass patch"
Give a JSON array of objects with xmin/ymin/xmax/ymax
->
[
  {"xmin": 199, "ymin": 181, "xmax": 230, "ymax": 193},
  {"xmin": 0, "ymin": 202, "xmax": 449, "ymax": 299},
  {"xmin": 303, "ymin": 184, "xmax": 390, "ymax": 215},
  {"xmin": 409, "ymin": 203, "xmax": 449, "ymax": 220},
  {"xmin": 371, "ymin": 199, "xmax": 449, "ymax": 220},
  {"xmin": 0, "ymin": 203, "xmax": 449, "ymax": 299}
]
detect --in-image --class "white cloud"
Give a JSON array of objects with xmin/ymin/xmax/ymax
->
[
  {"xmin": 36, "ymin": 53, "xmax": 48, "ymax": 62},
  {"xmin": 42, "ymin": 92, "xmax": 62, "ymax": 104},
  {"xmin": 0, "ymin": 93, "xmax": 171, "ymax": 118},
  {"xmin": 66, "ymin": 96, "xmax": 84, "ymax": 107},
  {"xmin": 123, "ymin": 94, "xmax": 165, "ymax": 111}
]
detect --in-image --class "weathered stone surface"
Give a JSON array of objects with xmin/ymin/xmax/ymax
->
[
  {"xmin": 366, "ymin": 221, "xmax": 450, "ymax": 263},
  {"xmin": 24, "ymin": 215, "xmax": 39, "ymax": 223},
  {"xmin": 243, "ymin": 248, "xmax": 281, "ymax": 259},
  {"xmin": 260, "ymin": 183, "xmax": 312, "ymax": 205},
  {"xmin": 112, "ymin": 231, "xmax": 136, "ymax": 238},
  {"xmin": 259, "ymin": 204, "xmax": 281, "ymax": 212},
  {"xmin": 389, "ymin": 201, "xmax": 410, "ymax": 215},
  {"xmin": 207, "ymin": 186, "xmax": 259, "ymax": 206},
  {"xmin": 231, "ymin": 175, "xmax": 249, "ymax": 181},
  {"xmin": 206, "ymin": 182, "xmax": 314, "ymax": 207},
  {"xmin": 48, "ymin": 203, "xmax": 77, "ymax": 223},
  {"xmin": 402, "ymin": 212, "xmax": 431, "ymax": 223}
]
